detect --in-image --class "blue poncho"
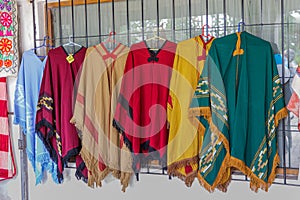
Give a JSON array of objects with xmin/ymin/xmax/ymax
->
[{"xmin": 14, "ymin": 50, "xmax": 58, "ymax": 184}]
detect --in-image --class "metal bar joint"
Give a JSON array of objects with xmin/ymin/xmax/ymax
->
[{"xmin": 18, "ymin": 139, "xmax": 26, "ymax": 150}]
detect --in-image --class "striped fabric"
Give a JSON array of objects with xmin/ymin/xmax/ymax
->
[
  {"xmin": 287, "ymin": 74, "xmax": 300, "ymax": 131},
  {"xmin": 71, "ymin": 43, "xmax": 133, "ymax": 191},
  {"xmin": 0, "ymin": 77, "xmax": 16, "ymax": 181},
  {"xmin": 287, "ymin": 92, "xmax": 300, "ymax": 130}
]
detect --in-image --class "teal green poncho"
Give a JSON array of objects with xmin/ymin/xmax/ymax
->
[{"xmin": 189, "ymin": 31, "xmax": 288, "ymax": 192}]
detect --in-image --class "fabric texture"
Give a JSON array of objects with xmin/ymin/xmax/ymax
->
[
  {"xmin": 14, "ymin": 50, "xmax": 59, "ymax": 184},
  {"xmin": 71, "ymin": 43, "xmax": 133, "ymax": 191},
  {"xmin": 113, "ymin": 40, "xmax": 176, "ymax": 173},
  {"xmin": 167, "ymin": 36, "xmax": 214, "ymax": 186},
  {"xmin": 0, "ymin": 0, "xmax": 18, "ymax": 77},
  {"xmin": 0, "ymin": 77, "xmax": 16, "ymax": 181},
  {"xmin": 35, "ymin": 46, "xmax": 87, "ymax": 183},
  {"xmin": 292, "ymin": 72, "xmax": 300, "ymax": 97},
  {"xmin": 189, "ymin": 31, "xmax": 288, "ymax": 192},
  {"xmin": 287, "ymin": 74, "xmax": 300, "ymax": 131},
  {"xmin": 287, "ymin": 92, "xmax": 300, "ymax": 131}
]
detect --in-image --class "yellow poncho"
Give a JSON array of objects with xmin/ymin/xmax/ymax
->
[{"xmin": 167, "ymin": 36, "xmax": 214, "ymax": 186}]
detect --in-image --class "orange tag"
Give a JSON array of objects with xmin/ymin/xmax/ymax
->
[{"xmin": 66, "ymin": 54, "xmax": 74, "ymax": 63}]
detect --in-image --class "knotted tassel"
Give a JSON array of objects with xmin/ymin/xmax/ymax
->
[{"xmin": 233, "ymin": 32, "xmax": 244, "ymax": 56}]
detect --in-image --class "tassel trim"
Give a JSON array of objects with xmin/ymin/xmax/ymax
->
[
  {"xmin": 230, "ymin": 153, "xmax": 280, "ymax": 192},
  {"xmin": 111, "ymin": 169, "xmax": 121, "ymax": 179},
  {"xmin": 267, "ymin": 153, "xmax": 280, "ymax": 187},
  {"xmin": 168, "ymin": 156, "xmax": 199, "ymax": 173},
  {"xmin": 188, "ymin": 107, "xmax": 212, "ymax": 119},
  {"xmin": 35, "ymin": 118, "xmax": 64, "ymax": 183},
  {"xmin": 197, "ymin": 115, "xmax": 280, "ymax": 192},
  {"xmin": 75, "ymin": 161, "xmax": 88, "ymax": 183},
  {"xmin": 113, "ymin": 119, "xmax": 132, "ymax": 152},
  {"xmin": 274, "ymin": 107, "xmax": 288, "ymax": 127},
  {"xmin": 120, "ymin": 172, "xmax": 133, "ymax": 192},
  {"xmin": 167, "ymin": 156, "xmax": 199, "ymax": 187},
  {"xmin": 80, "ymin": 147, "xmax": 132, "ymax": 191},
  {"xmin": 188, "ymin": 76, "xmax": 286, "ymax": 193},
  {"xmin": 188, "ymin": 107, "xmax": 232, "ymax": 190},
  {"xmin": 196, "ymin": 109, "xmax": 284, "ymax": 192},
  {"xmin": 96, "ymin": 168, "xmax": 111, "ymax": 187},
  {"xmin": 196, "ymin": 116, "xmax": 231, "ymax": 193},
  {"xmin": 197, "ymin": 153, "xmax": 231, "ymax": 193},
  {"xmin": 88, "ymin": 174, "xmax": 95, "ymax": 188},
  {"xmin": 185, "ymin": 171, "xmax": 198, "ymax": 187},
  {"xmin": 80, "ymin": 148, "xmax": 103, "ymax": 188}
]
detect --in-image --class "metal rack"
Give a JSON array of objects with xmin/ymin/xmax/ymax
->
[{"xmin": 20, "ymin": 0, "xmax": 300, "ymax": 199}]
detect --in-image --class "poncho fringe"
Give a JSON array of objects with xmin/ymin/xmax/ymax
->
[
  {"xmin": 112, "ymin": 119, "xmax": 132, "ymax": 152},
  {"xmin": 36, "ymin": 120, "xmax": 63, "ymax": 183},
  {"xmin": 187, "ymin": 105, "xmax": 232, "ymax": 192},
  {"xmin": 229, "ymin": 107, "xmax": 287, "ymax": 192},
  {"xmin": 195, "ymin": 107, "xmax": 288, "ymax": 192},
  {"xmin": 167, "ymin": 156, "xmax": 199, "ymax": 187},
  {"xmin": 196, "ymin": 116, "xmax": 231, "ymax": 193},
  {"xmin": 80, "ymin": 146, "xmax": 132, "ymax": 192},
  {"xmin": 167, "ymin": 107, "xmax": 210, "ymax": 186},
  {"xmin": 274, "ymin": 108, "xmax": 288, "ymax": 127}
]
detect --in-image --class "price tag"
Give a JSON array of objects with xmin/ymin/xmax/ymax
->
[{"xmin": 66, "ymin": 54, "xmax": 75, "ymax": 64}]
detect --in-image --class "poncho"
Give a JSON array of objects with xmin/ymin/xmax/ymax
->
[
  {"xmin": 14, "ymin": 50, "xmax": 58, "ymax": 184},
  {"xmin": 189, "ymin": 31, "xmax": 288, "ymax": 192},
  {"xmin": 36, "ymin": 46, "xmax": 87, "ymax": 182},
  {"xmin": 113, "ymin": 40, "xmax": 176, "ymax": 172},
  {"xmin": 167, "ymin": 36, "xmax": 214, "ymax": 186},
  {"xmin": 71, "ymin": 43, "xmax": 133, "ymax": 191}
]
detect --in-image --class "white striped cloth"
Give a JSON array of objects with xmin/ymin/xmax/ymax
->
[{"xmin": 0, "ymin": 77, "xmax": 16, "ymax": 181}]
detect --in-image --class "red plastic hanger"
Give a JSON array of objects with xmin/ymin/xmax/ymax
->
[
  {"xmin": 201, "ymin": 24, "xmax": 212, "ymax": 39},
  {"xmin": 103, "ymin": 31, "xmax": 117, "ymax": 44}
]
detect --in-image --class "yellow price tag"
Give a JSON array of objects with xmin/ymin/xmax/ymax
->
[{"xmin": 66, "ymin": 54, "xmax": 75, "ymax": 64}]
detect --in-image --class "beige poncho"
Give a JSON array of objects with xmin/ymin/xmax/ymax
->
[{"xmin": 71, "ymin": 43, "xmax": 133, "ymax": 192}]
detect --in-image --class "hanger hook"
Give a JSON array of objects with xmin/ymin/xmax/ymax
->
[
  {"xmin": 109, "ymin": 31, "xmax": 116, "ymax": 36},
  {"xmin": 238, "ymin": 21, "xmax": 246, "ymax": 32},
  {"xmin": 68, "ymin": 35, "xmax": 74, "ymax": 43},
  {"xmin": 43, "ymin": 35, "xmax": 50, "ymax": 45},
  {"xmin": 43, "ymin": 35, "xmax": 50, "ymax": 41},
  {"xmin": 108, "ymin": 31, "xmax": 116, "ymax": 41},
  {"xmin": 201, "ymin": 24, "xmax": 211, "ymax": 37}
]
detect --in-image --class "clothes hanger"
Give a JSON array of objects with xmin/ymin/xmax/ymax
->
[
  {"xmin": 237, "ymin": 21, "xmax": 246, "ymax": 32},
  {"xmin": 32, "ymin": 36, "xmax": 54, "ymax": 50},
  {"xmin": 201, "ymin": 24, "xmax": 212, "ymax": 40},
  {"xmin": 31, "ymin": 36, "xmax": 54, "ymax": 58},
  {"xmin": 103, "ymin": 31, "xmax": 117, "ymax": 45},
  {"xmin": 145, "ymin": 26, "xmax": 166, "ymax": 42},
  {"xmin": 145, "ymin": 27, "xmax": 166, "ymax": 51},
  {"xmin": 145, "ymin": 30, "xmax": 166, "ymax": 42},
  {"xmin": 102, "ymin": 31, "xmax": 118, "ymax": 52},
  {"xmin": 63, "ymin": 35, "xmax": 82, "ymax": 48}
]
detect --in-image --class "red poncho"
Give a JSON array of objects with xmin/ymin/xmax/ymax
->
[
  {"xmin": 113, "ymin": 40, "xmax": 176, "ymax": 172},
  {"xmin": 36, "ymin": 46, "xmax": 87, "ymax": 182}
]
